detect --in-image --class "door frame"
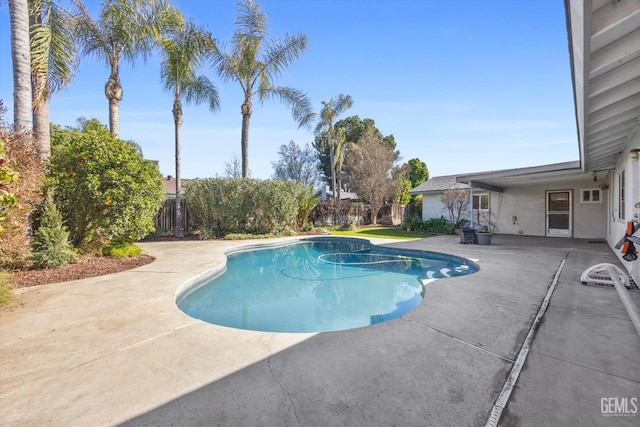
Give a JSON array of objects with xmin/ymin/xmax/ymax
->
[{"xmin": 546, "ymin": 190, "xmax": 573, "ymax": 237}]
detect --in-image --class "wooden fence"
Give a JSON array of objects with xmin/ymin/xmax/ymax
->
[
  {"xmin": 155, "ymin": 197, "xmax": 190, "ymax": 236},
  {"xmin": 310, "ymin": 201, "xmax": 407, "ymax": 227}
]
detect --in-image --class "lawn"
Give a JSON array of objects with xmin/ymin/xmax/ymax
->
[{"xmin": 329, "ymin": 226, "xmax": 431, "ymax": 240}]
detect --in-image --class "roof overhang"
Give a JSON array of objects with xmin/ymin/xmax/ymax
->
[
  {"xmin": 455, "ymin": 161, "xmax": 587, "ymax": 191},
  {"xmin": 565, "ymin": 0, "xmax": 640, "ymax": 173}
]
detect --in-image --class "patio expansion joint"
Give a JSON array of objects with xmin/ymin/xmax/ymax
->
[
  {"xmin": 484, "ymin": 256, "xmax": 567, "ymax": 427},
  {"xmin": 528, "ymin": 349, "xmax": 640, "ymax": 384},
  {"xmin": 401, "ymin": 317, "xmax": 515, "ymax": 364},
  {"xmin": 0, "ymin": 320, "xmax": 199, "ymax": 400},
  {"xmin": 546, "ymin": 302, "xmax": 639, "ymax": 323}
]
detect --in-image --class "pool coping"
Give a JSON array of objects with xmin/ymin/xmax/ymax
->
[{"xmin": 1, "ymin": 235, "xmax": 639, "ymax": 426}]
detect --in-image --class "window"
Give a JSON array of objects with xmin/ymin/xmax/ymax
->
[
  {"xmin": 618, "ymin": 170, "xmax": 625, "ymax": 220},
  {"xmin": 580, "ymin": 189, "xmax": 601, "ymax": 203},
  {"xmin": 473, "ymin": 194, "xmax": 489, "ymax": 210}
]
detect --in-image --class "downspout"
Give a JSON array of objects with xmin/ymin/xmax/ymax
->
[{"xmin": 469, "ymin": 182, "xmax": 475, "ymax": 228}]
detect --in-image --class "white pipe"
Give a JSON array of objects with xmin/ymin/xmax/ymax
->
[{"xmin": 606, "ymin": 264, "xmax": 640, "ymax": 337}]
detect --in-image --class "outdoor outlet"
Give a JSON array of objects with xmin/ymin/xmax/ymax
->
[{"xmin": 518, "ymin": 230, "xmax": 524, "ymax": 235}]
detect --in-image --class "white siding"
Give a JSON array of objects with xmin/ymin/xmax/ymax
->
[{"xmin": 606, "ymin": 128, "xmax": 640, "ymax": 286}]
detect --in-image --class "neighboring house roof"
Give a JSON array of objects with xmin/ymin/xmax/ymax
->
[
  {"xmin": 320, "ymin": 185, "xmax": 359, "ymax": 201},
  {"xmin": 409, "ymin": 175, "xmax": 469, "ymax": 195},
  {"xmin": 163, "ymin": 176, "xmax": 189, "ymax": 195}
]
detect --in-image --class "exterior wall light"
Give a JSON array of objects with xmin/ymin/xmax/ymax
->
[{"xmin": 631, "ymin": 148, "xmax": 640, "ymax": 161}]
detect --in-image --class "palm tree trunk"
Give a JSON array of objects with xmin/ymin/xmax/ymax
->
[
  {"xmin": 241, "ymin": 100, "xmax": 251, "ymax": 178},
  {"xmin": 33, "ymin": 100, "xmax": 51, "ymax": 158},
  {"xmin": 329, "ymin": 138, "xmax": 336, "ymax": 203},
  {"xmin": 105, "ymin": 64, "xmax": 123, "ymax": 137},
  {"xmin": 173, "ymin": 95, "xmax": 184, "ymax": 237},
  {"xmin": 9, "ymin": 0, "xmax": 32, "ymax": 131}
]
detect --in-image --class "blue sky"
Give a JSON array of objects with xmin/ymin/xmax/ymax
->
[{"xmin": 0, "ymin": 0, "xmax": 578, "ymax": 180}]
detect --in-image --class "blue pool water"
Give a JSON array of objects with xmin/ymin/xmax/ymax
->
[{"xmin": 177, "ymin": 238, "xmax": 478, "ymax": 333}]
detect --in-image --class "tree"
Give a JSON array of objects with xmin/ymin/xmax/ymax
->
[
  {"xmin": 344, "ymin": 127, "xmax": 399, "ymax": 225},
  {"xmin": 9, "ymin": 0, "xmax": 32, "ymax": 130},
  {"xmin": 440, "ymin": 189, "xmax": 470, "ymax": 226},
  {"xmin": 313, "ymin": 94, "xmax": 353, "ymax": 202},
  {"xmin": 47, "ymin": 119, "xmax": 164, "ymax": 249},
  {"xmin": 73, "ymin": 0, "xmax": 176, "ymax": 137},
  {"xmin": 408, "ymin": 158, "xmax": 429, "ymax": 188},
  {"xmin": 224, "ymin": 154, "xmax": 243, "ymax": 178},
  {"xmin": 314, "ymin": 114, "xmax": 396, "ymax": 196},
  {"xmin": 211, "ymin": 0, "xmax": 312, "ymax": 178},
  {"xmin": 30, "ymin": 189, "xmax": 76, "ymax": 268},
  {"xmin": 159, "ymin": 17, "xmax": 219, "ymax": 237},
  {"xmin": 29, "ymin": 0, "xmax": 79, "ymax": 159},
  {"xmin": 395, "ymin": 157, "xmax": 429, "ymax": 206},
  {"xmin": 271, "ymin": 140, "xmax": 318, "ymax": 188}
]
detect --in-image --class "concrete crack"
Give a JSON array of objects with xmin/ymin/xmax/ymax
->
[{"xmin": 266, "ymin": 356, "xmax": 303, "ymax": 427}]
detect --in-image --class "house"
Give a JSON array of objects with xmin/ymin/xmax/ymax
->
[
  {"xmin": 411, "ymin": 0, "xmax": 640, "ymax": 285},
  {"xmin": 408, "ymin": 175, "xmax": 471, "ymax": 221},
  {"xmin": 319, "ymin": 185, "xmax": 359, "ymax": 202},
  {"xmin": 162, "ymin": 175, "xmax": 189, "ymax": 197}
]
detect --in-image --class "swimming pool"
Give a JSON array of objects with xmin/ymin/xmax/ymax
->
[{"xmin": 176, "ymin": 237, "xmax": 478, "ymax": 333}]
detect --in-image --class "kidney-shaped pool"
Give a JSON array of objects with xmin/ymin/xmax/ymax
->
[{"xmin": 176, "ymin": 237, "xmax": 478, "ymax": 333}]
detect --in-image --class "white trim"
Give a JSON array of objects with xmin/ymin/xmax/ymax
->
[
  {"xmin": 579, "ymin": 188, "xmax": 602, "ymax": 203},
  {"xmin": 546, "ymin": 190, "xmax": 573, "ymax": 237}
]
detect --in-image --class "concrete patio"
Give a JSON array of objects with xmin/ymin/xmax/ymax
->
[{"xmin": 1, "ymin": 234, "xmax": 638, "ymax": 426}]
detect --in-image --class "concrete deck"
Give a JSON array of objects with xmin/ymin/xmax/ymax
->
[{"xmin": 1, "ymin": 235, "xmax": 638, "ymax": 426}]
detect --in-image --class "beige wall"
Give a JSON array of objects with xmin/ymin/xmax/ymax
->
[{"xmin": 485, "ymin": 179, "xmax": 605, "ymax": 239}]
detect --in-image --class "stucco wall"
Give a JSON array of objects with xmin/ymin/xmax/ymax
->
[
  {"xmin": 488, "ymin": 179, "xmax": 606, "ymax": 239},
  {"xmin": 421, "ymin": 193, "xmax": 458, "ymax": 221}
]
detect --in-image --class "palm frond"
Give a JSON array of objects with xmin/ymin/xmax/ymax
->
[
  {"xmin": 30, "ymin": 0, "xmax": 79, "ymax": 107},
  {"xmin": 263, "ymin": 32, "xmax": 307, "ymax": 81},
  {"xmin": 159, "ymin": 18, "xmax": 220, "ymax": 112},
  {"xmin": 260, "ymin": 86, "xmax": 312, "ymax": 128},
  {"xmin": 233, "ymin": 0, "xmax": 267, "ymax": 46},
  {"xmin": 183, "ymin": 76, "xmax": 220, "ymax": 111}
]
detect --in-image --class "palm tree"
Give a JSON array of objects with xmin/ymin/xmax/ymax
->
[
  {"xmin": 314, "ymin": 94, "xmax": 353, "ymax": 203},
  {"xmin": 211, "ymin": 0, "xmax": 312, "ymax": 178},
  {"xmin": 29, "ymin": 0, "xmax": 79, "ymax": 159},
  {"xmin": 159, "ymin": 17, "xmax": 220, "ymax": 237},
  {"xmin": 9, "ymin": 0, "xmax": 32, "ymax": 130},
  {"xmin": 73, "ymin": 0, "xmax": 176, "ymax": 137}
]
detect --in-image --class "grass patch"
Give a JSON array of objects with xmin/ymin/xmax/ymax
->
[
  {"xmin": 0, "ymin": 272, "xmax": 14, "ymax": 307},
  {"xmin": 329, "ymin": 226, "xmax": 431, "ymax": 240}
]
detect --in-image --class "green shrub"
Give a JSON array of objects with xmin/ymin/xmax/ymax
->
[
  {"xmin": 0, "ymin": 139, "xmax": 18, "ymax": 234},
  {"xmin": 0, "ymin": 127, "xmax": 44, "ymax": 267},
  {"xmin": 422, "ymin": 216, "xmax": 453, "ymax": 234},
  {"xmin": 401, "ymin": 216, "xmax": 460, "ymax": 234},
  {"xmin": 185, "ymin": 178, "xmax": 314, "ymax": 238},
  {"xmin": 31, "ymin": 191, "xmax": 76, "ymax": 268},
  {"xmin": 104, "ymin": 238, "xmax": 142, "ymax": 258},
  {"xmin": 47, "ymin": 119, "xmax": 164, "ymax": 250}
]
